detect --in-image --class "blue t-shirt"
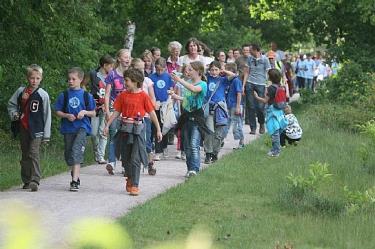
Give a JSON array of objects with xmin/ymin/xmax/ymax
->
[
  {"xmin": 296, "ymin": 59, "xmax": 306, "ymax": 78},
  {"xmin": 55, "ymin": 89, "xmax": 96, "ymax": 134},
  {"xmin": 105, "ymin": 69, "xmax": 125, "ymax": 101},
  {"xmin": 304, "ymin": 59, "xmax": 315, "ymax": 79},
  {"xmin": 182, "ymin": 81, "xmax": 207, "ymax": 112},
  {"xmin": 205, "ymin": 75, "xmax": 228, "ymax": 103},
  {"xmin": 226, "ymin": 76, "xmax": 243, "ymax": 109},
  {"xmin": 150, "ymin": 72, "xmax": 173, "ymax": 102}
]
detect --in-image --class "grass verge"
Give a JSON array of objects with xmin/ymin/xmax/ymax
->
[{"xmin": 119, "ymin": 104, "xmax": 375, "ymax": 249}]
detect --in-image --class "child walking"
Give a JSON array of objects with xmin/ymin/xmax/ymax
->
[
  {"xmin": 171, "ymin": 61, "xmax": 209, "ymax": 177},
  {"xmin": 89, "ymin": 54, "xmax": 115, "ymax": 164},
  {"xmin": 104, "ymin": 68, "xmax": 162, "ymax": 196},
  {"xmin": 254, "ymin": 69, "xmax": 288, "ymax": 157},
  {"xmin": 7, "ymin": 64, "xmax": 52, "ymax": 191},
  {"xmin": 55, "ymin": 67, "xmax": 96, "ymax": 191},
  {"xmin": 224, "ymin": 63, "xmax": 245, "ymax": 149}
]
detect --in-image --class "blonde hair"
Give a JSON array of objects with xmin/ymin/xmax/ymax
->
[
  {"xmin": 141, "ymin": 49, "xmax": 153, "ymax": 61},
  {"xmin": 26, "ymin": 64, "xmax": 43, "ymax": 77},
  {"xmin": 130, "ymin": 58, "xmax": 144, "ymax": 68},
  {"xmin": 115, "ymin": 49, "xmax": 131, "ymax": 68},
  {"xmin": 190, "ymin": 61, "xmax": 206, "ymax": 81}
]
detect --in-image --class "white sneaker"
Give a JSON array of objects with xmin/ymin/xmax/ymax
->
[
  {"xmin": 175, "ymin": 151, "xmax": 182, "ymax": 159},
  {"xmin": 162, "ymin": 148, "xmax": 169, "ymax": 159},
  {"xmin": 154, "ymin": 153, "xmax": 161, "ymax": 161},
  {"xmin": 187, "ymin": 170, "xmax": 197, "ymax": 177}
]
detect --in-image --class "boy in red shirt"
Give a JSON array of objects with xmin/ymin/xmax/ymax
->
[{"xmin": 104, "ymin": 68, "xmax": 162, "ymax": 196}]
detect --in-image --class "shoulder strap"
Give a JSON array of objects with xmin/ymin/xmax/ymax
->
[
  {"xmin": 63, "ymin": 90, "xmax": 68, "ymax": 113},
  {"xmin": 84, "ymin": 91, "xmax": 89, "ymax": 109}
]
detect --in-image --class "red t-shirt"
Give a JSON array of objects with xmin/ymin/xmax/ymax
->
[
  {"xmin": 113, "ymin": 90, "xmax": 155, "ymax": 118},
  {"xmin": 20, "ymin": 87, "xmax": 34, "ymax": 130}
]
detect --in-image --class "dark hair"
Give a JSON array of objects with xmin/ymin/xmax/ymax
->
[
  {"xmin": 155, "ymin": 57, "xmax": 166, "ymax": 68},
  {"xmin": 123, "ymin": 68, "xmax": 144, "ymax": 88},
  {"xmin": 209, "ymin": 60, "xmax": 221, "ymax": 70},
  {"xmin": 185, "ymin": 37, "xmax": 200, "ymax": 54},
  {"xmin": 268, "ymin": 69, "xmax": 281, "ymax": 84},
  {"xmin": 68, "ymin": 67, "xmax": 84, "ymax": 80},
  {"xmin": 99, "ymin": 54, "xmax": 115, "ymax": 67},
  {"xmin": 241, "ymin": 43, "xmax": 251, "ymax": 49},
  {"xmin": 250, "ymin": 43, "xmax": 260, "ymax": 52},
  {"xmin": 198, "ymin": 41, "xmax": 211, "ymax": 57},
  {"xmin": 225, "ymin": 63, "xmax": 237, "ymax": 73},
  {"xmin": 151, "ymin": 47, "xmax": 161, "ymax": 56}
]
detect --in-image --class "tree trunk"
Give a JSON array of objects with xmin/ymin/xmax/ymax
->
[{"xmin": 124, "ymin": 21, "xmax": 136, "ymax": 54}]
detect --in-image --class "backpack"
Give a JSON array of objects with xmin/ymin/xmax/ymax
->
[
  {"xmin": 63, "ymin": 90, "xmax": 90, "ymax": 113},
  {"xmin": 271, "ymin": 84, "xmax": 287, "ymax": 109}
]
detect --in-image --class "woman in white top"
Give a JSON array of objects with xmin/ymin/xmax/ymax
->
[{"xmin": 179, "ymin": 37, "xmax": 206, "ymax": 67}]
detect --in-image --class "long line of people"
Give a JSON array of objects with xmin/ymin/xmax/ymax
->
[{"xmin": 8, "ymin": 38, "xmax": 338, "ymax": 195}]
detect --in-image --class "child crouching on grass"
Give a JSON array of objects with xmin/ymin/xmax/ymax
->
[
  {"xmin": 281, "ymin": 104, "xmax": 302, "ymax": 147},
  {"xmin": 254, "ymin": 69, "xmax": 288, "ymax": 157},
  {"xmin": 104, "ymin": 68, "xmax": 162, "ymax": 196},
  {"xmin": 55, "ymin": 67, "xmax": 96, "ymax": 191}
]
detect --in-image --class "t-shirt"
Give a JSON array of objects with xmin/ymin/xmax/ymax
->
[
  {"xmin": 295, "ymin": 59, "xmax": 306, "ymax": 78},
  {"xmin": 182, "ymin": 81, "xmax": 207, "ymax": 112},
  {"xmin": 166, "ymin": 56, "xmax": 182, "ymax": 74},
  {"xmin": 105, "ymin": 69, "xmax": 125, "ymax": 102},
  {"xmin": 226, "ymin": 76, "xmax": 243, "ymax": 109},
  {"xmin": 89, "ymin": 70, "xmax": 106, "ymax": 110},
  {"xmin": 55, "ymin": 88, "xmax": 96, "ymax": 134},
  {"xmin": 113, "ymin": 90, "xmax": 154, "ymax": 119},
  {"xmin": 179, "ymin": 54, "xmax": 206, "ymax": 66},
  {"xmin": 205, "ymin": 75, "xmax": 228, "ymax": 103},
  {"xmin": 142, "ymin": 77, "xmax": 154, "ymax": 96},
  {"xmin": 285, "ymin": 113, "xmax": 302, "ymax": 139},
  {"xmin": 304, "ymin": 59, "xmax": 315, "ymax": 79},
  {"xmin": 20, "ymin": 87, "xmax": 34, "ymax": 130},
  {"xmin": 247, "ymin": 55, "xmax": 271, "ymax": 85},
  {"xmin": 150, "ymin": 72, "xmax": 173, "ymax": 102}
]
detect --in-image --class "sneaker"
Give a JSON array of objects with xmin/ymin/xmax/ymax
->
[
  {"xmin": 187, "ymin": 170, "xmax": 197, "ymax": 177},
  {"xmin": 129, "ymin": 186, "xmax": 139, "ymax": 196},
  {"xmin": 29, "ymin": 181, "xmax": 38, "ymax": 192},
  {"xmin": 185, "ymin": 171, "xmax": 190, "ymax": 178},
  {"xmin": 221, "ymin": 141, "xmax": 225, "ymax": 147},
  {"xmin": 175, "ymin": 151, "xmax": 182, "ymax": 159},
  {"xmin": 204, "ymin": 153, "xmax": 212, "ymax": 164},
  {"xmin": 154, "ymin": 153, "xmax": 161, "ymax": 161},
  {"xmin": 97, "ymin": 158, "xmax": 107, "ymax": 164},
  {"xmin": 70, "ymin": 181, "xmax": 79, "ymax": 192},
  {"xmin": 233, "ymin": 144, "xmax": 245, "ymax": 150},
  {"xmin": 106, "ymin": 163, "xmax": 114, "ymax": 175},
  {"xmin": 162, "ymin": 148, "xmax": 169, "ymax": 159},
  {"xmin": 125, "ymin": 178, "xmax": 132, "ymax": 192},
  {"xmin": 250, "ymin": 129, "xmax": 256, "ymax": 135},
  {"xmin": 148, "ymin": 162, "xmax": 157, "ymax": 176},
  {"xmin": 70, "ymin": 171, "xmax": 80, "ymax": 186},
  {"xmin": 267, "ymin": 151, "xmax": 280, "ymax": 157},
  {"xmin": 211, "ymin": 153, "xmax": 218, "ymax": 162},
  {"xmin": 181, "ymin": 151, "xmax": 186, "ymax": 160},
  {"xmin": 259, "ymin": 124, "xmax": 265, "ymax": 134},
  {"xmin": 22, "ymin": 183, "xmax": 30, "ymax": 189}
]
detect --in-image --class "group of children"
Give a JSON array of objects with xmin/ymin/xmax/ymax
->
[{"xmin": 7, "ymin": 39, "xmax": 303, "ymax": 196}]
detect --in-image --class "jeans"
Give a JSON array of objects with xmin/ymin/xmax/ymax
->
[
  {"xmin": 154, "ymin": 110, "xmax": 168, "ymax": 153},
  {"xmin": 20, "ymin": 126, "xmax": 42, "ymax": 184},
  {"xmin": 245, "ymin": 83, "xmax": 266, "ymax": 130},
  {"xmin": 91, "ymin": 111, "xmax": 107, "ymax": 161},
  {"xmin": 228, "ymin": 107, "xmax": 244, "ymax": 141},
  {"xmin": 305, "ymin": 78, "xmax": 313, "ymax": 91},
  {"xmin": 144, "ymin": 117, "xmax": 152, "ymax": 153},
  {"xmin": 183, "ymin": 120, "xmax": 201, "ymax": 172},
  {"xmin": 108, "ymin": 117, "xmax": 120, "ymax": 165},
  {"xmin": 271, "ymin": 129, "xmax": 281, "ymax": 155}
]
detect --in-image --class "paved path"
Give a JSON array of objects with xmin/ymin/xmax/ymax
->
[{"xmin": 0, "ymin": 125, "xmax": 260, "ymax": 248}]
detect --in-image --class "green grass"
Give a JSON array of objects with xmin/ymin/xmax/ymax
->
[
  {"xmin": 0, "ymin": 136, "xmax": 95, "ymax": 190},
  {"xmin": 119, "ymin": 105, "xmax": 375, "ymax": 249}
]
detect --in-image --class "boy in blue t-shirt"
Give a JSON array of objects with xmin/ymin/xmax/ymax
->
[
  {"xmin": 149, "ymin": 57, "xmax": 174, "ymax": 160},
  {"xmin": 225, "ymin": 63, "xmax": 244, "ymax": 149},
  {"xmin": 55, "ymin": 67, "xmax": 96, "ymax": 191}
]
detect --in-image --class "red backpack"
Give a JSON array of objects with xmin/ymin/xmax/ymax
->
[{"xmin": 271, "ymin": 84, "xmax": 287, "ymax": 109}]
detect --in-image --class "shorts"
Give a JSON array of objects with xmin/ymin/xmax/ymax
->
[{"xmin": 64, "ymin": 128, "xmax": 87, "ymax": 166}]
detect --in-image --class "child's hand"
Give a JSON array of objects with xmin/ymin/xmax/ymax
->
[
  {"xmin": 171, "ymin": 72, "xmax": 181, "ymax": 83},
  {"xmin": 66, "ymin": 113, "xmax": 76, "ymax": 122},
  {"xmin": 253, "ymin": 90, "xmax": 259, "ymax": 98},
  {"xmin": 156, "ymin": 131, "xmax": 163, "ymax": 142},
  {"xmin": 235, "ymin": 106, "xmax": 241, "ymax": 115},
  {"xmin": 77, "ymin": 110, "xmax": 86, "ymax": 119},
  {"xmin": 103, "ymin": 126, "xmax": 109, "ymax": 137}
]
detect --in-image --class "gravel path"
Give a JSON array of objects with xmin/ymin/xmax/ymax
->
[{"xmin": 0, "ymin": 125, "xmax": 259, "ymax": 248}]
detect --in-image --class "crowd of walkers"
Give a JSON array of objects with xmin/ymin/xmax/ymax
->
[{"xmin": 8, "ymin": 37, "xmax": 338, "ymax": 195}]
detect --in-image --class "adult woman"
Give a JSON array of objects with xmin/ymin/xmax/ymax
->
[
  {"xmin": 166, "ymin": 41, "xmax": 182, "ymax": 74},
  {"xmin": 179, "ymin": 37, "xmax": 205, "ymax": 67}
]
